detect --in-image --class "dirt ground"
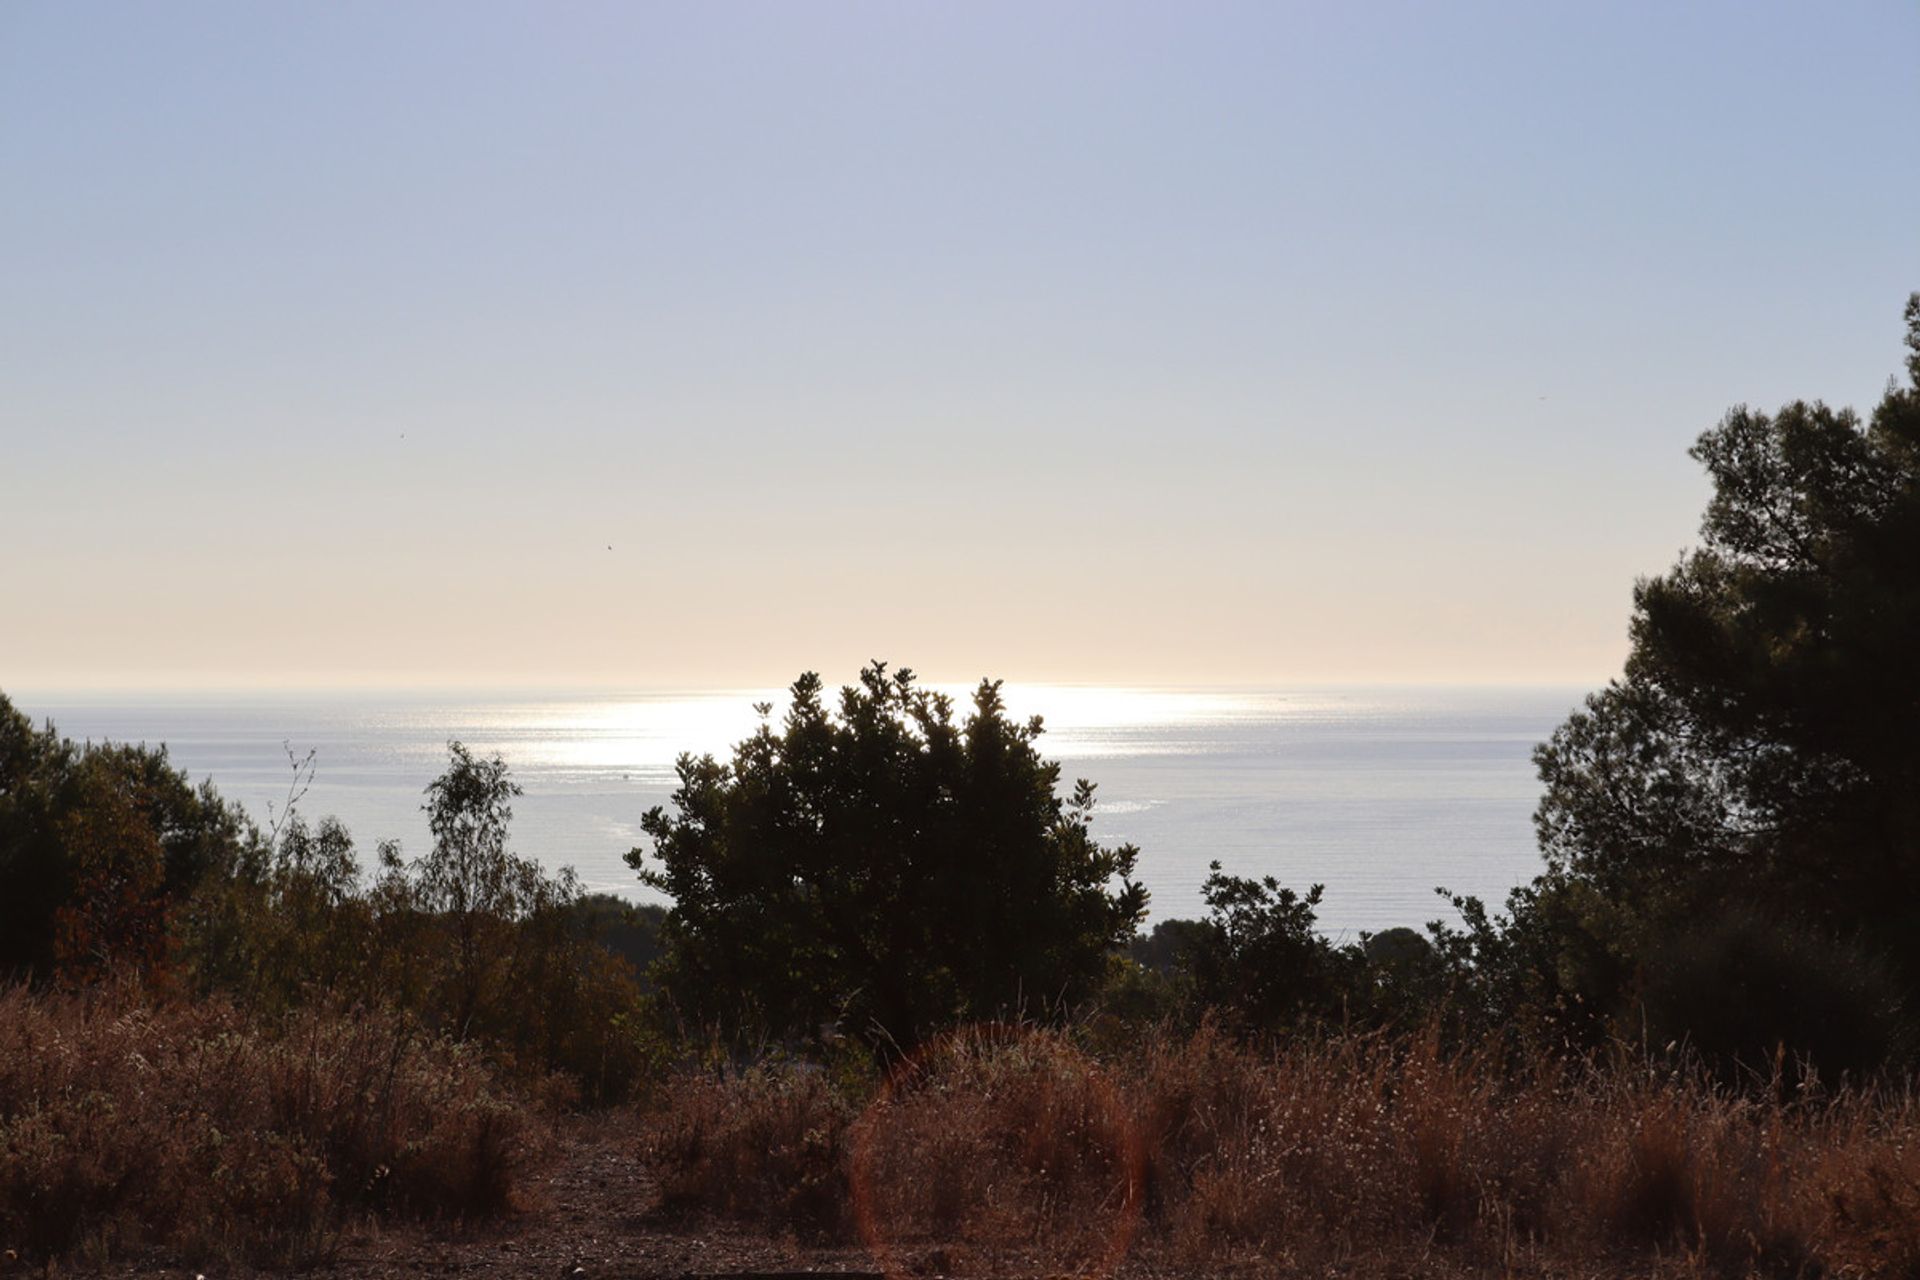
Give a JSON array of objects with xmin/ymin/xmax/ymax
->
[
  {"xmin": 68, "ymin": 1114, "xmax": 867, "ymax": 1280},
  {"xmin": 69, "ymin": 1116, "xmax": 1624, "ymax": 1280}
]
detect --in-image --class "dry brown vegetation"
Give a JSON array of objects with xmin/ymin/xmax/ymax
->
[
  {"xmin": 645, "ymin": 1023, "xmax": 1920, "ymax": 1278},
  {"xmin": 0, "ymin": 985, "xmax": 544, "ymax": 1269}
]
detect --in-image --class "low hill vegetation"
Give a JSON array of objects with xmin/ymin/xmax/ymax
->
[{"xmin": 2, "ymin": 295, "xmax": 1918, "ymax": 1274}]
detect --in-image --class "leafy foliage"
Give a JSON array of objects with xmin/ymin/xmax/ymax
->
[
  {"xmin": 414, "ymin": 742, "xmax": 548, "ymax": 1035},
  {"xmin": 1121, "ymin": 875, "xmax": 1454, "ymax": 1036},
  {"xmin": 630, "ymin": 663, "xmax": 1149, "ymax": 1049},
  {"xmin": 0, "ymin": 694, "xmax": 251, "ymax": 983},
  {"xmin": 1177, "ymin": 862, "xmax": 1353, "ymax": 1032},
  {"xmin": 1538, "ymin": 297, "xmax": 1920, "ymax": 930},
  {"xmin": 1451, "ymin": 294, "xmax": 1920, "ymax": 1063},
  {"xmin": 1635, "ymin": 906, "xmax": 1907, "ymax": 1078}
]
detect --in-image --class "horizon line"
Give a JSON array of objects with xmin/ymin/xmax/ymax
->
[{"xmin": 7, "ymin": 675, "xmax": 1608, "ymax": 701}]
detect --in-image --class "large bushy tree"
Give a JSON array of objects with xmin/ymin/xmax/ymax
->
[
  {"xmin": 1537, "ymin": 298, "xmax": 1920, "ymax": 929},
  {"xmin": 629, "ymin": 663, "xmax": 1149, "ymax": 1049},
  {"xmin": 1481, "ymin": 295, "xmax": 1920, "ymax": 1057}
]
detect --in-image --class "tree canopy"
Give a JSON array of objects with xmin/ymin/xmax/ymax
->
[
  {"xmin": 628, "ymin": 663, "xmax": 1149, "ymax": 1049},
  {"xmin": 0, "ymin": 694, "xmax": 250, "ymax": 983},
  {"xmin": 1481, "ymin": 294, "xmax": 1920, "ymax": 1058},
  {"xmin": 1537, "ymin": 298, "xmax": 1920, "ymax": 922}
]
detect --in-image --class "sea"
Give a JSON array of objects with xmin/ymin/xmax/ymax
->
[{"xmin": 12, "ymin": 685, "xmax": 1587, "ymax": 939}]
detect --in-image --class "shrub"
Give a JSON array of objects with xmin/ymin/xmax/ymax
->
[
  {"xmin": 174, "ymin": 746, "xmax": 662, "ymax": 1104},
  {"xmin": 631, "ymin": 665, "xmax": 1148, "ymax": 1050},
  {"xmin": 1635, "ymin": 907, "xmax": 1909, "ymax": 1080},
  {"xmin": 1177, "ymin": 864, "xmax": 1352, "ymax": 1033}
]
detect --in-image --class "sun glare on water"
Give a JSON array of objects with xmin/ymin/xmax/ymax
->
[{"xmin": 509, "ymin": 684, "xmax": 1282, "ymax": 775}]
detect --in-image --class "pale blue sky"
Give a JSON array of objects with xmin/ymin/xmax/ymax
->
[{"xmin": 3, "ymin": 2, "xmax": 1916, "ymax": 688}]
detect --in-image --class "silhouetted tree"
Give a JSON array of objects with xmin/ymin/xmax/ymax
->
[
  {"xmin": 1635, "ymin": 906, "xmax": 1906, "ymax": 1078},
  {"xmin": 1128, "ymin": 917, "xmax": 1213, "ymax": 976},
  {"xmin": 1179, "ymin": 862, "xmax": 1354, "ymax": 1032},
  {"xmin": 629, "ymin": 663, "xmax": 1148, "ymax": 1049},
  {"xmin": 1449, "ymin": 294, "xmax": 1920, "ymax": 1062},
  {"xmin": 1536, "ymin": 297, "xmax": 1920, "ymax": 946}
]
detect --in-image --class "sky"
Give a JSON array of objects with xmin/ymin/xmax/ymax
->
[{"xmin": 3, "ymin": 2, "xmax": 1917, "ymax": 692}]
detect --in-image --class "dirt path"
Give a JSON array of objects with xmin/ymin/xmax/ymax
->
[{"xmin": 311, "ymin": 1115, "xmax": 880, "ymax": 1280}]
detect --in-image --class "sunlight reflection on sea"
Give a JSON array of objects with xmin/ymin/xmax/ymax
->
[{"xmin": 18, "ymin": 685, "xmax": 1583, "ymax": 937}]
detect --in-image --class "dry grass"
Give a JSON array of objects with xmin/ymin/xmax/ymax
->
[
  {"xmin": 643, "ymin": 1023, "xmax": 1920, "ymax": 1277},
  {"xmin": 645, "ymin": 1059, "xmax": 856, "ymax": 1236},
  {"xmin": 0, "ymin": 985, "xmax": 544, "ymax": 1268}
]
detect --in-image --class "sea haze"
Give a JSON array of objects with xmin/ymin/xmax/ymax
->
[{"xmin": 14, "ymin": 686, "xmax": 1585, "ymax": 937}]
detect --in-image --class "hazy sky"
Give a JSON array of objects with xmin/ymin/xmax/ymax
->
[{"xmin": 4, "ymin": 2, "xmax": 1916, "ymax": 691}]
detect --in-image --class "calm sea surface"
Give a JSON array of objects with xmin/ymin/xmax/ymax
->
[{"xmin": 13, "ymin": 686, "xmax": 1585, "ymax": 937}]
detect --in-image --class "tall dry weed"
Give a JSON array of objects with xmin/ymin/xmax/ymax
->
[
  {"xmin": 645, "ymin": 1023, "xmax": 1920, "ymax": 1277},
  {"xmin": 0, "ymin": 985, "xmax": 542, "ymax": 1267}
]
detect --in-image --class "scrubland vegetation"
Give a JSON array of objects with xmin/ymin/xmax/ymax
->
[
  {"xmin": 648, "ymin": 1024, "xmax": 1920, "ymax": 1278},
  {"xmin": 0, "ymin": 987, "xmax": 540, "ymax": 1267},
  {"xmin": 0, "ymin": 710, "xmax": 654, "ymax": 1266},
  {"xmin": 3, "ymin": 296, "xmax": 1919, "ymax": 1273}
]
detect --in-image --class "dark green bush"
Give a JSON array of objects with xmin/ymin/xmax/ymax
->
[{"xmin": 1636, "ymin": 907, "xmax": 1909, "ymax": 1079}]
